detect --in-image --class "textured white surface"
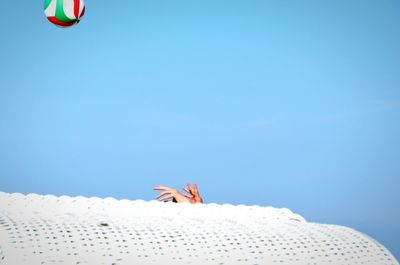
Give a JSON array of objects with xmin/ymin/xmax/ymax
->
[{"xmin": 0, "ymin": 192, "xmax": 397, "ymax": 265}]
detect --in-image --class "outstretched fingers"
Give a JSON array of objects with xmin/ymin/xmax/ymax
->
[
  {"xmin": 182, "ymin": 187, "xmax": 191, "ymax": 194},
  {"xmin": 153, "ymin": 186, "xmax": 173, "ymax": 191},
  {"xmin": 186, "ymin": 182, "xmax": 194, "ymax": 193},
  {"xmin": 155, "ymin": 191, "xmax": 171, "ymax": 199},
  {"xmin": 153, "ymin": 183, "xmax": 200, "ymax": 203}
]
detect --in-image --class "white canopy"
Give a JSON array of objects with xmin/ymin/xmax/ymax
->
[{"xmin": 0, "ymin": 192, "xmax": 397, "ymax": 265}]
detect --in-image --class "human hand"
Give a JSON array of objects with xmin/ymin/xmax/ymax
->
[
  {"xmin": 181, "ymin": 182, "xmax": 203, "ymax": 204},
  {"xmin": 153, "ymin": 185, "xmax": 191, "ymax": 203}
]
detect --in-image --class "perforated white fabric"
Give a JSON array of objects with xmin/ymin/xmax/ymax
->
[{"xmin": 0, "ymin": 192, "xmax": 397, "ymax": 265}]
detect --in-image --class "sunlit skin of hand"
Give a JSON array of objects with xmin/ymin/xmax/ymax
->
[{"xmin": 153, "ymin": 182, "xmax": 203, "ymax": 204}]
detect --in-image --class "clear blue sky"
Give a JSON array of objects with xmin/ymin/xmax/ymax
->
[{"xmin": 0, "ymin": 0, "xmax": 399, "ymax": 260}]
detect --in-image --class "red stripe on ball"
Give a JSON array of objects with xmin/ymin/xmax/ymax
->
[
  {"xmin": 74, "ymin": 0, "xmax": 80, "ymax": 18},
  {"xmin": 47, "ymin": 16, "xmax": 77, "ymax": 27},
  {"xmin": 80, "ymin": 6, "xmax": 85, "ymax": 18}
]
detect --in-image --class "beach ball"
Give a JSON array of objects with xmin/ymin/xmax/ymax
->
[{"xmin": 44, "ymin": 0, "xmax": 85, "ymax": 28}]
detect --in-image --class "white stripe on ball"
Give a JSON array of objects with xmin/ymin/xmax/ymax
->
[
  {"xmin": 79, "ymin": 0, "xmax": 85, "ymax": 18},
  {"xmin": 44, "ymin": 0, "xmax": 57, "ymax": 17},
  {"xmin": 63, "ymin": 0, "xmax": 77, "ymax": 20}
]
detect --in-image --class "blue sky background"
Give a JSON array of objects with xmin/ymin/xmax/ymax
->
[{"xmin": 0, "ymin": 0, "xmax": 399, "ymax": 260}]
